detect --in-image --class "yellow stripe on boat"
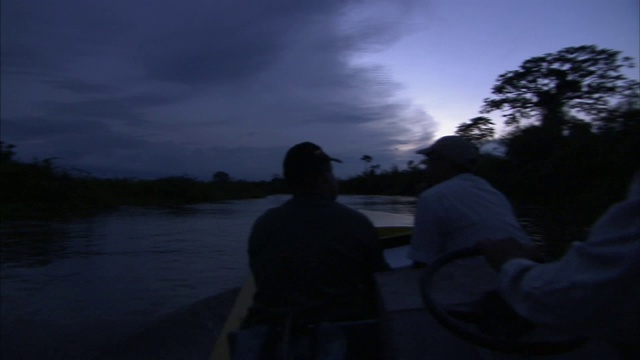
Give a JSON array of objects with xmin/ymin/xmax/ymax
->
[{"xmin": 210, "ymin": 276, "xmax": 256, "ymax": 360}]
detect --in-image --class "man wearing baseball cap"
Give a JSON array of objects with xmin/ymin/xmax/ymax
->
[
  {"xmin": 243, "ymin": 142, "xmax": 389, "ymax": 331},
  {"xmin": 409, "ymin": 136, "xmax": 529, "ymax": 266}
]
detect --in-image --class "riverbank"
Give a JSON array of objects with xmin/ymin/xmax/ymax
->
[{"xmin": 1, "ymin": 287, "xmax": 240, "ymax": 360}]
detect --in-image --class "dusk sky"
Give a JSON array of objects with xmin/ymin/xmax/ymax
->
[{"xmin": 2, "ymin": 0, "xmax": 639, "ymax": 181}]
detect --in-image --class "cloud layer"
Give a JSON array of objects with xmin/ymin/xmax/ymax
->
[{"xmin": 1, "ymin": 0, "xmax": 435, "ymax": 180}]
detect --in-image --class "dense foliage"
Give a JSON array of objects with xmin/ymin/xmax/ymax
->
[
  {"xmin": 481, "ymin": 45, "xmax": 638, "ymax": 131},
  {"xmin": 477, "ymin": 45, "xmax": 640, "ymax": 251},
  {"xmin": 455, "ymin": 116, "xmax": 496, "ymax": 145},
  {"xmin": 0, "ymin": 142, "xmax": 273, "ymax": 219}
]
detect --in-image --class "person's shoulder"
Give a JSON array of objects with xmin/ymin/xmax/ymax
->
[
  {"xmin": 331, "ymin": 201, "xmax": 374, "ymax": 225},
  {"xmin": 453, "ymin": 172, "xmax": 484, "ymax": 184},
  {"xmin": 331, "ymin": 200, "xmax": 364, "ymax": 216},
  {"xmin": 418, "ymin": 174, "xmax": 481, "ymax": 204},
  {"xmin": 440, "ymin": 174, "xmax": 493, "ymax": 194},
  {"xmin": 254, "ymin": 200, "xmax": 291, "ymax": 223},
  {"xmin": 252, "ymin": 207, "xmax": 276, "ymax": 226},
  {"xmin": 420, "ymin": 177, "xmax": 462, "ymax": 199},
  {"xmin": 459, "ymin": 174, "xmax": 511, "ymax": 201}
]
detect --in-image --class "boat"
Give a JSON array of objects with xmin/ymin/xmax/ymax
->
[
  {"xmin": 209, "ymin": 209, "xmax": 599, "ymax": 359},
  {"xmin": 209, "ymin": 210, "xmax": 414, "ymax": 360}
]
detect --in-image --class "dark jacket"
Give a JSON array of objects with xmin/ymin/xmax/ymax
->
[{"xmin": 244, "ymin": 196, "xmax": 389, "ymax": 327}]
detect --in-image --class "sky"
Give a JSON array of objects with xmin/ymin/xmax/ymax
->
[{"xmin": 2, "ymin": 0, "xmax": 639, "ymax": 181}]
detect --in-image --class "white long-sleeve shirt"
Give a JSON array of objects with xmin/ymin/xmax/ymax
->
[
  {"xmin": 500, "ymin": 175, "xmax": 640, "ymax": 344},
  {"xmin": 409, "ymin": 173, "xmax": 529, "ymax": 264}
]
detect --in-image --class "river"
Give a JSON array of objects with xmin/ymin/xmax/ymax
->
[{"xmin": 0, "ymin": 195, "xmax": 417, "ymax": 359}]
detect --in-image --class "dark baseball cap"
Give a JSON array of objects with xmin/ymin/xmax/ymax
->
[{"xmin": 283, "ymin": 142, "xmax": 342, "ymax": 178}]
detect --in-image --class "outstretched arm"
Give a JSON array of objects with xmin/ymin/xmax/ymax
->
[
  {"xmin": 477, "ymin": 237, "xmax": 543, "ymax": 271},
  {"xmin": 479, "ymin": 191, "xmax": 640, "ymax": 343}
]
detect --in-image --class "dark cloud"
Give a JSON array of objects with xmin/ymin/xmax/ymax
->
[
  {"xmin": 1, "ymin": 0, "xmax": 435, "ymax": 180},
  {"xmin": 42, "ymin": 79, "xmax": 120, "ymax": 96},
  {"xmin": 37, "ymin": 93, "xmax": 181, "ymax": 124},
  {"xmin": 5, "ymin": 114, "xmax": 285, "ymax": 180},
  {"xmin": 1, "ymin": 0, "xmax": 132, "ymax": 75},
  {"xmin": 3, "ymin": 117, "xmax": 99, "ymax": 142},
  {"xmin": 134, "ymin": 1, "xmax": 386, "ymax": 86},
  {"xmin": 137, "ymin": 7, "xmax": 283, "ymax": 85}
]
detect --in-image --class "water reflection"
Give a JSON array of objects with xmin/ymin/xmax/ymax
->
[
  {"xmin": 0, "ymin": 195, "xmax": 416, "ymax": 276},
  {"xmin": 0, "ymin": 195, "xmax": 416, "ymax": 358},
  {"xmin": 338, "ymin": 194, "xmax": 417, "ymax": 217},
  {"xmin": 0, "ymin": 220, "xmax": 96, "ymax": 268},
  {"xmin": 155, "ymin": 203, "xmax": 241, "ymax": 218}
]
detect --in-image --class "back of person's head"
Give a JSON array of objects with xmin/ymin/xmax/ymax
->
[
  {"xmin": 417, "ymin": 136, "xmax": 479, "ymax": 172},
  {"xmin": 283, "ymin": 142, "xmax": 342, "ymax": 194}
]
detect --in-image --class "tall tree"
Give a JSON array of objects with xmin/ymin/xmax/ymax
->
[
  {"xmin": 360, "ymin": 155, "xmax": 372, "ymax": 164},
  {"xmin": 360, "ymin": 155, "xmax": 379, "ymax": 176},
  {"xmin": 481, "ymin": 45, "xmax": 638, "ymax": 133},
  {"xmin": 212, "ymin": 171, "xmax": 231, "ymax": 184},
  {"xmin": 455, "ymin": 116, "xmax": 495, "ymax": 144}
]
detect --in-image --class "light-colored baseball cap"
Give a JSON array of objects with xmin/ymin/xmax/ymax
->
[{"xmin": 416, "ymin": 136, "xmax": 479, "ymax": 169}]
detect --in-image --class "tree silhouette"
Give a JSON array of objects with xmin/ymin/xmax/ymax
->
[
  {"xmin": 455, "ymin": 116, "xmax": 495, "ymax": 144},
  {"xmin": 0, "ymin": 142, "xmax": 16, "ymax": 163},
  {"xmin": 212, "ymin": 171, "xmax": 231, "ymax": 184},
  {"xmin": 360, "ymin": 155, "xmax": 372, "ymax": 164},
  {"xmin": 360, "ymin": 155, "xmax": 380, "ymax": 176},
  {"xmin": 481, "ymin": 45, "xmax": 639, "ymax": 134}
]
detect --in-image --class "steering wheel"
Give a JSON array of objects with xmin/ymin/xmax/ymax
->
[{"xmin": 420, "ymin": 247, "xmax": 588, "ymax": 355}]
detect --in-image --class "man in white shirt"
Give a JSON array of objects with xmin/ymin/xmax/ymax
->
[
  {"xmin": 479, "ymin": 171, "xmax": 640, "ymax": 355},
  {"xmin": 409, "ymin": 136, "xmax": 529, "ymax": 266}
]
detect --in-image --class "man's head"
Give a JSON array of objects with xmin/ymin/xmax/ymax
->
[
  {"xmin": 417, "ymin": 136, "xmax": 479, "ymax": 184},
  {"xmin": 283, "ymin": 142, "xmax": 342, "ymax": 198}
]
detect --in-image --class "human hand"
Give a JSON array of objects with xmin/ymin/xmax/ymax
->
[{"xmin": 477, "ymin": 237, "xmax": 543, "ymax": 271}]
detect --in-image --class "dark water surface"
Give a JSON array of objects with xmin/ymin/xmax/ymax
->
[{"xmin": 0, "ymin": 195, "xmax": 416, "ymax": 359}]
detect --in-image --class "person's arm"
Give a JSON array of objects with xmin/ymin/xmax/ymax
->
[
  {"xmin": 477, "ymin": 237, "xmax": 543, "ymax": 271},
  {"xmin": 482, "ymin": 195, "xmax": 640, "ymax": 343}
]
